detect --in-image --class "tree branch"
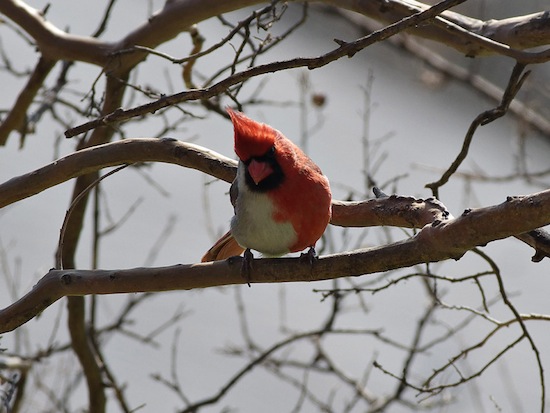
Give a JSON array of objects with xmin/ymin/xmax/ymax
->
[
  {"xmin": 4, "ymin": 0, "xmax": 549, "ymax": 142},
  {"xmin": 426, "ymin": 62, "xmax": 530, "ymax": 197},
  {"xmin": 0, "ymin": 0, "xmax": 109, "ymax": 66},
  {"xmin": 0, "ymin": 138, "xmax": 236, "ymax": 208},
  {"xmin": 333, "ymin": 7, "xmax": 550, "ymax": 136},
  {"xmin": 3, "ymin": 0, "xmax": 549, "ymax": 69},
  {"xmin": 65, "ymin": 6, "xmax": 550, "ymax": 140},
  {"xmin": 1, "ymin": 137, "xmax": 548, "ymax": 259},
  {"xmin": 344, "ymin": 1, "xmax": 550, "ymax": 61},
  {"xmin": 64, "ymin": 0, "xmax": 468, "ymax": 138},
  {"xmin": 67, "ymin": 296, "xmax": 106, "ymax": 413},
  {"xmin": 0, "ymin": 189, "xmax": 548, "ymax": 333},
  {"xmin": 0, "ymin": 56, "xmax": 56, "ymax": 145}
]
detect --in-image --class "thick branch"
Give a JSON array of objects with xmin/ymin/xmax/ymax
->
[
  {"xmin": 0, "ymin": 189, "xmax": 548, "ymax": 333},
  {"xmin": 0, "ymin": 137, "xmax": 452, "ymax": 229},
  {"xmin": 0, "ymin": 56, "xmax": 56, "ymax": 145},
  {"xmin": 3, "ymin": 0, "xmax": 549, "ymax": 69},
  {"xmin": 330, "ymin": 196, "xmax": 451, "ymax": 228},
  {"xmin": 0, "ymin": 137, "xmax": 455, "ymax": 236},
  {"xmin": 0, "ymin": 138, "xmax": 236, "ymax": 208},
  {"xmin": 1, "ymin": 137, "xmax": 548, "ymax": 260},
  {"xmin": 0, "ymin": 0, "xmax": 109, "ymax": 66},
  {"xmin": 341, "ymin": 1, "xmax": 550, "ymax": 60},
  {"xmin": 0, "ymin": 0, "xmax": 264, "ymax": 73}
]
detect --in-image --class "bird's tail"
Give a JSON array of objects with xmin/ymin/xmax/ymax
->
[{"xmin": 201, "ymin": 231, "xmax": 245, "ymax": 262}]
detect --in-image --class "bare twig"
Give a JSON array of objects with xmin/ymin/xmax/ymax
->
[
  {"xmin": 64, "ymin": 0, "xmax": 468, "ymax": 138},
  {"xmin": 56, "ymin": 165, "xmax": 129, "ymax": 269},
  {"xmin": 426, "ymin": 63, "xmax": 530, "ymax": 198},
  {"xmin": 478, "ymin": 249, "xmax": 546, "ymax": 412}
]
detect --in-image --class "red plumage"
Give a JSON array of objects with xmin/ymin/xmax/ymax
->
[
  {"xmin": 201, "ymin": 108, "xmax": 331, "ymax": 262},
  {"xmin": 228, "ymin": 109, "xmax": 275, "ymax": 162}
]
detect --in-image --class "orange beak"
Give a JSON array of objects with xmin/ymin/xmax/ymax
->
[{"xmin": 248, "ymin": 159, "xmax": 274, "ymax": 185}]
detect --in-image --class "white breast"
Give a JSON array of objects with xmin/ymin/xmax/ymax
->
[{"xmin": 230, "ymin": 163, "xmax": 297, "ymax": 256}]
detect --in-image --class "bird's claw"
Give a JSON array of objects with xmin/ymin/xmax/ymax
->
[
  {"xmin": 299, "ymin": 246, "xmax": 318, "ymax": 267},
  {"xmin": 241, "ymin": 248, "xmax": 253, "ymax": 287}
]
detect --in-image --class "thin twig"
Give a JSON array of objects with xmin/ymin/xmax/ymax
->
[
  {"xmin": 56, "ymin": 164, "xmax": 130, "ymax": 269},
  {"xmin": 425, "ymin": 63, "xmax": 530, "ymax": 198},
  {"xmin": 65, "ymin": 0, "xmax": 468, "ymax": 138}
]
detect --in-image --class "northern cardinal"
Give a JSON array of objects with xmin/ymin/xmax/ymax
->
[{"xmin": 201, "ymin": 108, "xmax": 332, "ymax": 262}]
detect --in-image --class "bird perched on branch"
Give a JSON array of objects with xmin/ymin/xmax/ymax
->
[{"xmin": 201, "ymin": 108, "xmax": 332, "ymax": 263}]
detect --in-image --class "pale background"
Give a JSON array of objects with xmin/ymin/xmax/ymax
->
[{"xmin": 1, "ymin": 1, "xmax": 549, "ymax": 412}]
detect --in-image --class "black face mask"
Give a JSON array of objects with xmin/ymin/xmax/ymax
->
[{"xmin": 243, "ymin": 146, "xmax": 285, "ymax": 192}]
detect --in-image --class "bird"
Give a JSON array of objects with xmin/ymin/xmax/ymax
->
[{"xmin": 201, "ymin": 108, "xmax": 332, "ymax": 263}]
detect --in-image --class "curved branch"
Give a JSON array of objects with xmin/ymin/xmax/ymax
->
[
  {"xmin": 1, "ymin": 137, "xmax": 548, "ymax": 260},
  {"xmin": 0, "ymin": 0, "xmax": 259, "ymax": 68},
  {"xmin": 0, "ymin": 137, "xmax": 455, "ymax": 234},
  {"xmin": 426, "ymin": 63, "xmax": 530, "ymax": 197},
  {"xmin": 0, "ymin": 138, "xmax": 237, "ymax": 208},
  {"xmin": 0, "ymin": 0, "xmax": 109, "ymax": 66},
  {"xmin": 0, "ymin": 138, "xmax": 451, "ymax": 231},
  {"xmin": 3, "ymin": 0, "xmax": 549, "ymax": 69},
  {"xmin": 0, "ymin": 189, "xmax": 548, "ymax": 333}
]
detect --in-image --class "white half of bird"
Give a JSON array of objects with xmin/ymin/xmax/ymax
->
[{"xmin": 230, "ymin": 163, "xmax": 297, "ymax": 256}]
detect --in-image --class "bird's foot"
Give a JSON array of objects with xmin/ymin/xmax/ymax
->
[
  {"xmin": 241, "ymin": 248, "xmax": 253, "ymax": 287},
  {"xmin": 299, "ymin": 246, "xmax": 318, "ymax": 267}
]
